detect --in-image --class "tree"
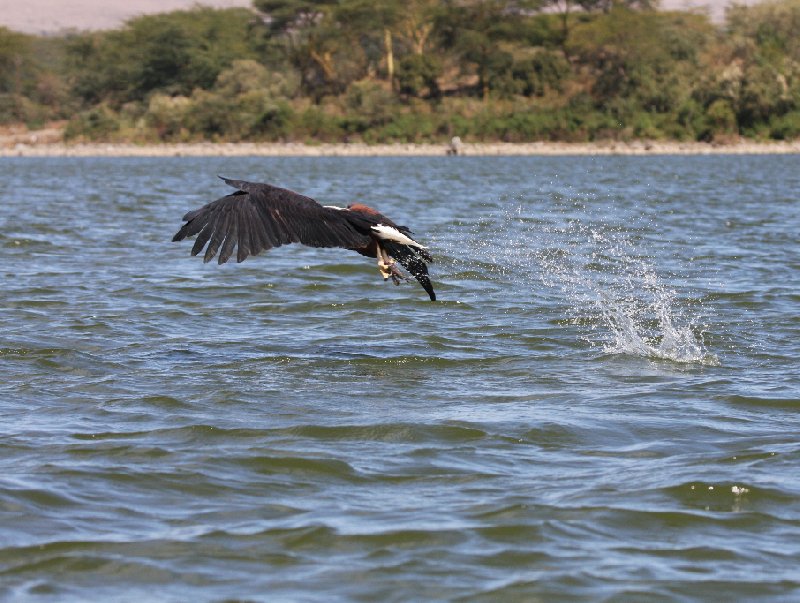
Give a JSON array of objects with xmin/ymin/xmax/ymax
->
[
  {"xmin": 0, "ymin": 27, "xmax": 30, "ymax": 95},
  {"xmin": 255, "ymin": 0, "xmax": 360, "ymax": 97},
  {"xmin": 396, "ymin": 53, "xmax": 442, "ymax": 97},
  {"xmin": 66, "ymin": 8, "xmax": 260, "ymax": 107},
  {"xmin": 568, "ymin": 7, "xmax": 713, "ymax": 118},
  {"xmin": 0, "ymin": 27, "xmax": 73, "ymax": 124},
  {"xmin": 255, "ymin": 0, "xmax": 446, "ymax": 97},
  {"xmin": 719, "ymin": 0, "xmax": 800, "ymax": 133}
]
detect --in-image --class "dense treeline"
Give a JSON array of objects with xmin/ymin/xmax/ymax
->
[{"xmin": 2, "ymin": 0, "xmax": 800, "ymax": 143}]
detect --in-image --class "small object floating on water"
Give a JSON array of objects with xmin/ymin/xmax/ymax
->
[{"xmin": 172, "ymin": 177, "xmax": 436, "ymax": 301}]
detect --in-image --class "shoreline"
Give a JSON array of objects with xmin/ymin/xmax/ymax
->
[{"xmin": 2, "ymin": 140, "xmax": 800, "ymax": 157}]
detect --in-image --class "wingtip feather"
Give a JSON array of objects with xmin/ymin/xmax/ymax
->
[{"xmin": 219, "ymin": 175, "xmax": 252, "ymax": 192}]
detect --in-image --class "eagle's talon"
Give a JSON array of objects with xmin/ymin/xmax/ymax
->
[{"xmin": 378, "ymin": 258, "xmax": 395, "ymax": 280}]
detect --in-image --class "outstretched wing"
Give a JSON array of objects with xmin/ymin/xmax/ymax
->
[
  {"xmin": 381, "ymin": 240, "xmax": 436, "ymax": 301},
  {"xmin": 173, "ymin": 177, "xmax": 372, "ymax": 264}
]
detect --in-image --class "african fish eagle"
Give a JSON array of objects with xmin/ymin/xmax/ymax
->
[{"xmin": 172, "ymin": 177, "xmax": 436, "ymax": 301}]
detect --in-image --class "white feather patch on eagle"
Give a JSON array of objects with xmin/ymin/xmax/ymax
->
[
  {"xmin": 371, "ymin": 224, "xmax": 427, "ymax": 248},
  {"xmin": 323, "ymin": 205, "xmax": 347, "ymax": 210}
]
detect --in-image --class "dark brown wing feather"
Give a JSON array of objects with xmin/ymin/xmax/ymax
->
[{"xmin": 173, "ymin": 178, "xmax": 372, "ymax": 264}]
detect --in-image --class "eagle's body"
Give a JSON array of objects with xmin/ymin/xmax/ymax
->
[{"xmin": 172, "ymin": 178, "xmax": 436, "ymax": 301}]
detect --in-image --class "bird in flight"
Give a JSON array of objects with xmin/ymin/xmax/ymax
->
[{"xmin": 173, "ymin": 177, "xmax": 436, "ymax": 301}]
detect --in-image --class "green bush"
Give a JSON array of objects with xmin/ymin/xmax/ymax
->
[
  {"xmin": 345, "ymin": 80, "xmax": 396, "ymax": 123},
  {"xmin": 64, "ymin": 105, "xmax": 121, "ymax": 140},
  {"xmin": 769, "ymin": 111, "xmax": 800, "ymax": 139},
  {"xmin": 706, "ymin": 98, "xmax": 738, "ymax": 136},
  {"xmin": 512, "ymin": 51, "xmax": 572, "ymax": 97},
  {"xmin": 294, "ymin": 106, "xmax": 344, "ymax": 141},
  {"xmin": 0, "ymin": 93, "xmax": 23, "ymax": 123},
  {"xmin": 214, "ymin": 59, "xmax": 299, "ymax": 99},
  {"xmin": 252, "ymin": 101, "xmax": 294, "ymax": 140},
  {"xmin": 378, "ymin": 112, "xmax": 436, "ymax": 142},
  {"xmin": 65, "ymin": 8, "xmax": 261, "ymax": 107},
  {"xmin": 145, "ymin": 94, "xmax": 191, "ymax": 140},
  {"xmin": 631, "ymin": 112, "xmax": 663, "ymax": 139},
  {"xmin": 396, "ymin": 55, "xmax": 442, "ymax": 98}
]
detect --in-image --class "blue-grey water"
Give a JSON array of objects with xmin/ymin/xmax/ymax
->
[{"xmin": 2, "ymin": 155, "xmax": 799, "ymax": 601}]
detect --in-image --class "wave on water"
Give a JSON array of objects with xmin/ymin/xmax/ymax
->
[{"xmin": 451, "ymin": 199, "xmax": 719, "ymax": 365}]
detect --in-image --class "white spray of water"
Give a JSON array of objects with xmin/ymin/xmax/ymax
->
[{"xmin": 450, "ymin": 199, "xmax": 718, "ymax": 365}]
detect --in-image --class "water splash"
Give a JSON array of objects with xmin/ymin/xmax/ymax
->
[
  {"xmin": 545, "ymin": 225, "xmax": 717, "ymax": 364},
  {"xmin": 452, "ymin": 198, "xmax": 718, "ymax": 365}
]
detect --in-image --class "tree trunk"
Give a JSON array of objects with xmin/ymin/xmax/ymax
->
[
  {"xmin": 309, "ymin": 48, "xmax": 336, "ymax": 83},
  {"xmin": 413, "ymin": 23, "xmax": 432, "ymax": 55},
  {"xmin": 384, "ymin": 28, "xmax": 394, "ymax": 86},
  {"xmin": 560, "ymin": 0, "xmax": 571, "ymax": 47}
]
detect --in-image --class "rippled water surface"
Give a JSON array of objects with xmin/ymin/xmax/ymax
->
[{"xmin": 2, "ymin": 155, "xmax": 799, "ymax": 601}]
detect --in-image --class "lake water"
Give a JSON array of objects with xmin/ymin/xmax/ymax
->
[{"xmin": 2, "ymin": 155, "xmax": 798, "ymax": 601}]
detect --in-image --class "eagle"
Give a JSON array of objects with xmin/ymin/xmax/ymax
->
[{"xmin": 172, "ymin": 177, "xmax": 436, "ymax": 301}]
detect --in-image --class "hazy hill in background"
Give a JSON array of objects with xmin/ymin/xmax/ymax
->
[
  {"xmin": 0, "ymin": 0, "xmax": 762, "ymax": 32},
  {"xmin": 0, "ymin": 0, "xmax": 252, "ymax": 33}
]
